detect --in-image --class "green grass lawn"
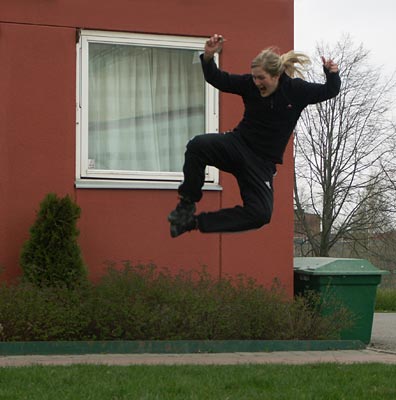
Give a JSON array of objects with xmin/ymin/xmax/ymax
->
[{"xmin": 1, "ymin": 364, "xmax": 396, "ymax": 399}]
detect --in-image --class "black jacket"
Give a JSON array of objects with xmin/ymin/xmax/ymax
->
[{"xmin": 200, "ymin": 54, "xmax": 341, "ymax": 164}]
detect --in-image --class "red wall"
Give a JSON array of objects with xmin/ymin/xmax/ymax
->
[{"xmin": 0, "ymin": 0, "xmax": 294, "ymax": 294}]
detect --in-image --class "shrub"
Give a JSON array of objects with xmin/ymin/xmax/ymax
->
[
  {"xmin": 20, "ymin": 193, "xmax": 87, "ymax": 289},
  {"xmin": 376, "ymin": 288, "xmax": 396, "ymax": 312},
  {"xmin": 286, "ymin": 290, "xmax": 355, "ymax": 340},
  {"xmin": 0, "ymin": 264, "xmax": 353, "ymax": 341},
  {"xmin": 0, "ymin": 282, "xmax": 90, "ymax": 341}
]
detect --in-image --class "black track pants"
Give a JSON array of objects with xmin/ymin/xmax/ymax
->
[{"xmin": 178, "ymin": 132, "xmax": 276, "ymax": 233}]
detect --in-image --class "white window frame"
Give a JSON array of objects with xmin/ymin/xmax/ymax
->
[{"xmin": 75, "ymin": 30, "xmax": 220, "ymax": 190}]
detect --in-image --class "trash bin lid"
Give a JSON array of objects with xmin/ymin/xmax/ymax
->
[{"xmin": 293, "ymin": 257, "xmax": 388, "ymax": 276}]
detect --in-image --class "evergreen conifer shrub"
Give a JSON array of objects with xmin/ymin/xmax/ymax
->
[{"xmin": 20, "ymin": 193, "xmax": 86, "ymax": 288}]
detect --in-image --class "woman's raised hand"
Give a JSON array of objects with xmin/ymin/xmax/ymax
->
[{"xmin": 204, "ymin": 34, "xmax": 225, "ymax": 61}]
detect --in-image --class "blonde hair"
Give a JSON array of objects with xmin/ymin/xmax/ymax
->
[{"xmin": 251, "ymin": 47, "xmax": 311, "ymax": 79}]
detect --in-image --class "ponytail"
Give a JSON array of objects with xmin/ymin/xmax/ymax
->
[
  {"xmin": 280, "ymin": 50, "xmax": 311, "ymax": 78},
  {"xmin": 251, "ymin": 47, "xmax": 311, "ymax": 78}
]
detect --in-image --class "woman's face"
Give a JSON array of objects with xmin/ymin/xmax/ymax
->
[{"xmin": 251, "ymin": 66, "xmax": 280, "ymax": 97}]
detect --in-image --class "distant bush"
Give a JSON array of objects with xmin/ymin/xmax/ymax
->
[
  {"xmin": 376, "ymin": 288, "xmax": 396, "ymax": 312},
  {"xmin": 20, "ymin": 193, "xmax": 87, "ymax": 289},
  {"xmin": 0, "ymin": 264, "xmax": 353, "ymax": 342}
]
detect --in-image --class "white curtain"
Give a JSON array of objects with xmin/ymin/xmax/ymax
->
[{"xmin": 88, "ymin": 43, "xmax": 205, "ymax": 173}]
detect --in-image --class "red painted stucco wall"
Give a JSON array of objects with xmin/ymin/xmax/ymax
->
[{"xmin": 0, "ymin": 0, "xmax": 294, "ymax": 293}]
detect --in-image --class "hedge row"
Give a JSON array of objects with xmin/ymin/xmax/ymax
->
[{"xmin": 0, "ymin": 264, "xmax": 353, "ymax": 341}]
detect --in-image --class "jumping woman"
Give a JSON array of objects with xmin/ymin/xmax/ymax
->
[{"xmin": 168, "ymin": 34, "xmax": 340, "ymax": 238}]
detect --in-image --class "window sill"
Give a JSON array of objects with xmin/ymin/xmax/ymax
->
[{"xmin": 75, "ymin": 179, "xmax": 223, "ymax": 191}]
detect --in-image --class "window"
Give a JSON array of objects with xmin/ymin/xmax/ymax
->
[{"xmin": 76, "ymin": 30, "xmax": 219, "ymax": 189}]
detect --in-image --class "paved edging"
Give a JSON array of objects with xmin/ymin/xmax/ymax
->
[
  {"xmin": 1, "ymin": 350, "xmax": 396, "ymax": 367},
  {"xmin": 0, "ymin": 340, "xmax": 365, "ymax": 356}
]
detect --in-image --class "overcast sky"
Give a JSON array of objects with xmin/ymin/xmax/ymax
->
[{"xmin": 294, "ymin": 0, "xmax": 395, "ymax": 77}]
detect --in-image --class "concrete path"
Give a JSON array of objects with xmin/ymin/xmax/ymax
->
[
  {"xmin": 0, "ymin": 349, "xmax": 396, "ymax": 367},
  {"xmin": 0, "ymin": 313, "xmax": 395, "ymax": 367},
  {"xmin": 370, "ymin": 313, "xmax": 396, "ymax": 352}
]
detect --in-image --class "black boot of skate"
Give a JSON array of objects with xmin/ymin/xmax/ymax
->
[
  {"xmin": 168, "ymin": 196, "xmax": 196, "ymax": 225},
  {"xmin": 170, "ymin": 216, "xmax": 198, "ymax": 238}
]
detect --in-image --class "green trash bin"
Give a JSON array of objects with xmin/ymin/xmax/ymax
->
[{"xmin": 294, "ymin": 257, "xmax": 388, "ymax": 344}]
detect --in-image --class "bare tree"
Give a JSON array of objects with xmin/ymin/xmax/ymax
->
[{"xmin": 294, "ymin": 36, "xmax": 396, "ymax": 257}]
